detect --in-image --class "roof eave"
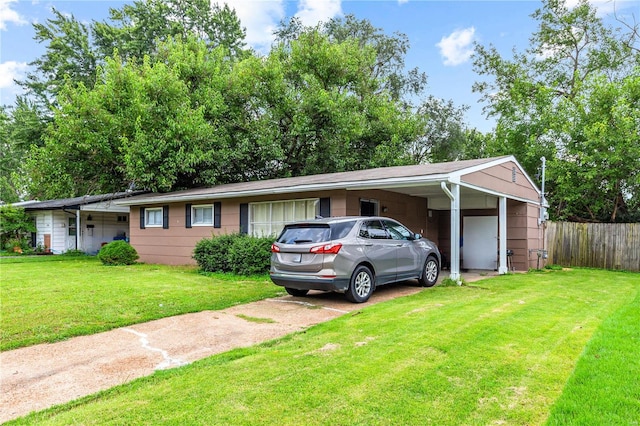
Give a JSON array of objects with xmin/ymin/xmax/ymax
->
[{"xmin": 115, "ymin": 174, "xmax": 452, "ymax": 206}]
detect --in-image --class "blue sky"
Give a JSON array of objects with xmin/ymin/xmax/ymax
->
[{"xmin": 1, "ymin": 0, "xmax": 639, "ymax": 131}]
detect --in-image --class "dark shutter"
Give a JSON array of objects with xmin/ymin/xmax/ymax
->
[
  {"xmin": 140, "ymin": 207, "xmax": 146, "ymax": 229},
  {"xmin": 319, "ymin": 197, "xmax": 331, "ymax": 218},
  {"xmin": 162, "ymin": 205, "xmax": 169, "ymax": 229},
  {"xmin": 239, "ymin": 203, "xmax": 248, "ymax": 235},
  {"xmin": 185, "ymin": 204, "xmax": 192, "ymax": 228},
  {"xmin": 214, "ymin": 202, "xmax": 221, "ymax": 228}
]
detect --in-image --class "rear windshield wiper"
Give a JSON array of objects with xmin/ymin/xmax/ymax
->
[{"xmin": 294, "ymin": 239, "xmax": 313, "ymax": 244}]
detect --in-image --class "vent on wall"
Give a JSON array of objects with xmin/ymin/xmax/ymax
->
[{"xmin": 512, "ymin": 167, "xmax": 517, "ymax": 183}]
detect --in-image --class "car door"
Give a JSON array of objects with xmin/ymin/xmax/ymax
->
[
  {"xmin": 357, "ymin": 219, "xmax": 398, "ymax": 284},
  {"xmin": 382, "ymin": 219, "xmax": 423, "ymax": 281}
]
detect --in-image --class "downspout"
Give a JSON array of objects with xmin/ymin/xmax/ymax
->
[
  {"xmin": 498, "ymin": 197, "xmax": 508, "ymax": 274},
  {"xmin": 539, "ymin": 157, "xmax": 547, "ymax": 268},
  {"xmin": 76, "ymin": 210, "xmax": 81, "ymax": 252},
  {"xmin": 441, "ymin": 181, "xmax": 461, "ymax": 283}
]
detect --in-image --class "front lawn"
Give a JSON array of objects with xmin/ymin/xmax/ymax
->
[
  {"xmin": 7, "ymin": 268, "xmax": 639, "ymax": 425},
  {"xmin": 0, "ymin": 256, "xmax": 283, "ymax": 351}
]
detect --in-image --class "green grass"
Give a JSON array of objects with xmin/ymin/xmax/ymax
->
[
  {"xmin": 7, "ymin": 268, "xmax": 639, "ymax": 425},
  {"xmin": 0, "ymin": 256, "xmax": 283, "ymax": 351},
  {"xmin": 546, "ymin": 280, "xmax": 640, "ymax": 425}
]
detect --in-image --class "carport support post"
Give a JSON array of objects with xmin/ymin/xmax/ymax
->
[
  {"xmin": 498, "ymin": 196, "xmax": 508, "ymax": 274},
  {"xmin": 76, "ymin": 210, "xmax": 81, "ymax": 252},
  {"xmin": 441, "ymin": 181, "xmax": 461, "ymax": 282}
]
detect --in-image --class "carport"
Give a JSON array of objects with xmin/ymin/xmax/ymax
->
[
  {"xmin": 323, "ymin": 156, "xmax": 545, "ymax": 280},
  {"xmin": 116, "ymin": 155, "xmax": 545, "ymax": 272}
]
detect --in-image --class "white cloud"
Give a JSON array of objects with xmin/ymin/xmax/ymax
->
[
  {"xmin": 294, "ymin": 0, "xmax": 342, "ymax": 27},
  {"xmin": 0, "ymin": 0, "xmax": 27, "ymax": 30},
  {"xmin": 220, "ymin": 0, "xmax": 286, "ymax": 53},
  {"xmin": 436, "ymin": 27, "xmax": 476, "ymax": 66},
  {"xmin": 0, "ymin": 61, "xmax": 27, "ymax": 89},
  {"xmin": 219, "ymin": 0, "xmax": 342, "ymax": 53}
]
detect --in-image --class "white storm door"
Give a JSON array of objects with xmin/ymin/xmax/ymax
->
[{"xmin": 463, "ymin": 216, "xmax": 498, "ymax": 270}]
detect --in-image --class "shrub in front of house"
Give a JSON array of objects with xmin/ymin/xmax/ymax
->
[
  {"xmin": 98, "ymin": 241, "xmax": 139, "ymax": 266},
  {"xmin": 228, "ymin": 235, "xmax": 274, "ymax": 275},
  {"xmin": 193, "ymin": 234, "xmax": 275, "ymax": 275},
  {"xmin": 193, "ymin": 233, "xmax": 239, "ymax": 273}
]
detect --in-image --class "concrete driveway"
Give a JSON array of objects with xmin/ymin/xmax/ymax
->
[{"xmin": 1, "ymin": 273, "xmax": 494, "ymax": 422}]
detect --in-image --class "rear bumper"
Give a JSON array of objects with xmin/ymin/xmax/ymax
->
[{"xmin": 270, "ymin": 273, "xmax": 350, "ymax": 293}]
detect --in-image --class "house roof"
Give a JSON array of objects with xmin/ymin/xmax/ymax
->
[
  {"xmin": 17, "ymin": 192, "xmax": 145, "ymax": 211},
  {"xmin": 115, "ymin": 156, "xmax": 537, "ymax": 206}
]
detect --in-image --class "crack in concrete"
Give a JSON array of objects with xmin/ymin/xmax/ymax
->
[
  {"xmin": 122, "ymin": 328, "xmax": 189, "ymax": 370},
  {"xmin": 269, "ymin": 298, "xmax": 349, "ymax": 314}
]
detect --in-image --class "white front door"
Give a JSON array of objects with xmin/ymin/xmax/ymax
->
[
  {"xmin": 463, "ymin": 216, "xmax": 498, "ymax": 270},
  {"xmin": 66, "ymin": 216, "xmax": 77, "ymax": 251}
]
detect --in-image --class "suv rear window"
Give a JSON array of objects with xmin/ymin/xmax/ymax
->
[
  {"xmin": 278, "ymin": 224, "xmax": 331, "ymax": 244},
  {"xmin": 277, "ymin": 221, "xmax": 356, "ymax": 244}
]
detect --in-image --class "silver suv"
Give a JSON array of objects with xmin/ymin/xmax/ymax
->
[{"xmin": 270, "ymin": 216, "xmax": 440, "ymax": 303}]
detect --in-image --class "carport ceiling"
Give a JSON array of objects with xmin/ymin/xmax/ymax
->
[
  {"xmin": 382, "ymin": 183, "xmax": 461, "ymax": 198},
  {"xmin": 353, "ymin": 182, "xmax": 495, "ymax": 210}
]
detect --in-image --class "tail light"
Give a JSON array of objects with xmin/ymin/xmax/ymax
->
[
  {"xmin": 271, "ymin": 244, "xmax": 280, "ymax": 253},
  {"xmin": 309, "ymin": 243, "xmax": 342, "ymax": 254}
]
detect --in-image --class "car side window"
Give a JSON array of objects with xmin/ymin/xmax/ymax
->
[
  {"xmin": 359, "ymin": 220, "xmax": 390, "ymax": 239},
  {"xmin": 383, "ymin": 220, "xmax": 413, "ymax": 240}
]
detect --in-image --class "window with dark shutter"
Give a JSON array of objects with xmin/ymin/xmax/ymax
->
[
  {"xmin": 239, "ymin": 203, "xmax": 248, "ymax": 234},
  {"xmin": 162, "ymin": 205, "xmax": 169, "ymax": 229},
  {"xmin": 214, "ymin": 202, "xmax": 221, "ymax": 228},
  {"xmin": 319, "ymin": 197, "xmax": 331, "ymax": 218},
  {"xmin": 140, "ymin": 207, "xmax": 146, "ymax": 229},
  {"xmin": 185, "ymin": 204, "xmax": 192, "ymax": 228}
]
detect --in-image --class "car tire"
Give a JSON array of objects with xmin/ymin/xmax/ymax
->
[
  {"xmin": 418, "ymin": 255, "xmax": 439, "ymax": 287},
  {"xmin": 346, "ymin": 265, "xmax": 374, "ymax": 303},
  {"xmin": 285, "ymin": 287, "xmax": 309, "ymax": 297}
]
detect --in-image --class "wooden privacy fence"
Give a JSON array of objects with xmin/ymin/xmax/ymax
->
[{"xmin": 545, "ymin": 222, "xmax": 640, "ymax": 271}]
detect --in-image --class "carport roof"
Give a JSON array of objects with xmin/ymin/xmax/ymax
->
[
  {"xmin": 16, "ymin": 192, "xmax": 144, "ymax": 211},
  {"xmin": 115, "ymin": 156, "xmax": 531, "ymax": 206}
]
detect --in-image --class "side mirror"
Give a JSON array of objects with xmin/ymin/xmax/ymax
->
[{"xmin": 412, "ymin": 233, "xmax": 422, "ymax": 240}]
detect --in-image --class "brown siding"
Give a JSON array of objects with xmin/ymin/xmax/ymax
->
[
  {"xmin": 506, "ymin": 201, "xmax": 544, "ymax": 270},
  {"xmin": 344, "ymin": 190, "xmax": 428, "ymax": 235},
  {"xmin": 130, "ymin": 189, "xmax": 432, "ymax": 265},
  {"xmin": 462, "ymin": 161, "xmax": 540, "ymax": 202}
]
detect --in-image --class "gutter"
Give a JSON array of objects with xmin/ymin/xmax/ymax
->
[{"xmin": 114, "ymin": 174, "xmax": 452, "ymax": 206}]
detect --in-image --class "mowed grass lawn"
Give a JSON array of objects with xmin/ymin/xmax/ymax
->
[
  {"xmin": 3, "ymin": 258, "xmax": 639, "ymax": 425},
  {"xmin": 0, "ymin": 256, "xmax": 283, "ymax": 351}
]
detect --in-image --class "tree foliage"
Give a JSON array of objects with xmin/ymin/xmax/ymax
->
[
  {"xmin": 92, "ymin": 0, "xmax": 246, "ymax": 61},
  {"xmin": 20, "ymin": 9, "xmax": 98, "ymax": 108},
  {"xmin": 27, "ymin": 16, "xmax": 447, "ymax": 196},
  {"xmin": 12, "ymin": 2, "xmax": 472, "ymax": 200},
  {"xmin": 473, "ymin": 0, "xmax": 639, "ymax": 222},
  {"xmin": 409, "ymin": 96, "xmax": 469, "ymax": 163},
  {"xmin": 0, "ymin": 205, "xmax": 36, "ymax": 249}
]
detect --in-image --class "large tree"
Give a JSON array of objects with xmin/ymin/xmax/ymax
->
[
  {"xmin": 409, "ymin": 96, "xmax": 469, "ymax": 164},
  {"xmin": 552, "ymin": 70, "xmax": 640, "ymax": 222},
  {"xmin": 0, "ymin": 99, "xmax": 48, "ymax": 202},
  {"xmin": 27, "ymin": 23, "xmax": 428, "ymax": 196},
  {"xmin": 473, "ymin": 0, "xmax": 639, "ymax": 222},
  {"xmin": 255, "ymin": 24, "xmax": 421, "ymax": 177},
  {"xmin": 19, "ymin": 0, "xmax": 246, "ymax": 108},
  {"xmin": 11, "ymin": 0, "xmax": 248, "ymax": 199},
  {"xmin": 19, "ymin": 9, "xmax": 98, "ymax": 109},
  {"xmin": 22, "ymin": 9, "xmax": 470, "ymax": 198},
  {"xmin": 27, "ymin": 38, "xmax": 247, "ymax": 197},
  {"xmin": 92, "ymin": 0, "xmax": 246, "ymax": 62}
]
